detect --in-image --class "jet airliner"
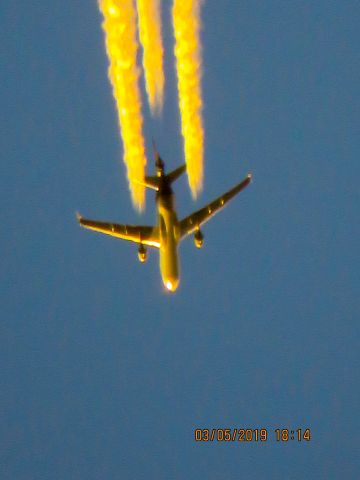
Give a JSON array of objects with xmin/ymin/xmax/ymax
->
[{"xmin": 77, "ymin": 151, "xmax": 252, "ymax": 292}]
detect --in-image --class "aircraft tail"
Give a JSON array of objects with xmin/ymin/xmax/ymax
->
[
  {"xmin": 141, "ymin": 163, "xmax": 186, "ymax": 191},
  {"xmin": 141, "ymin": 140, "xmax": 187, "ymax": 189},
  {"xmin": 152, "ymin": 139, "xmax": 165, "ymax": 174}
]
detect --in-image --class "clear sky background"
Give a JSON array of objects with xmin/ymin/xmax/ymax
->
[{"xmin": 1, "ymin": 1, "xmax": 359, "ymax": 479}]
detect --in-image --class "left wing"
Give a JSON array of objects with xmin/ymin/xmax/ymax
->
[
  {"xmin": 180, "ymin": 173, "xmax": 252, "ymax": 239},
  {"xmin": 77, "ymin": 215, "xmax": 160, "ymax": 248}
]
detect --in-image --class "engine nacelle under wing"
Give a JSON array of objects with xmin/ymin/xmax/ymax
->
[
  {"xmin": 194, "ymin": 230, "xmax": 204, "ymax": 248},
  {"xmin": 138, "ymin": 244, "xmax": 148, "ymax": 263}
]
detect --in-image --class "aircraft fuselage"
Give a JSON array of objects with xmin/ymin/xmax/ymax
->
[{"xmin": 156, "ymin": 184, "xmax": 180, "ymax": 292}]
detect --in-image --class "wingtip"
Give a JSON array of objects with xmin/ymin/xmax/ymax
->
[
  {"xmin": 247, "ymin": 172, "xmax": 253, "ymax": 181},
  {"xmin": 75, "ymin": 211, "xmax": 82, "ymax": 222}
]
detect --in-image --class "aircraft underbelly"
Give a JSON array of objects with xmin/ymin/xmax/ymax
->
[{"xmin": 159, "ymin": 206, "xmax": 180, "ymax": 291}]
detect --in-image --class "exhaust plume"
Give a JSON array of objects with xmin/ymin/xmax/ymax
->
[
  {"xmin": 98, "ymin": 0, "xmax": 146, "ymax": 211},
  {"xmin": 173, "ymin": 0, "xmax": 204, "ymax": 197},
  {"xmin": 136, "ymin": 0, "xmax": 165, "ymax": 115}
]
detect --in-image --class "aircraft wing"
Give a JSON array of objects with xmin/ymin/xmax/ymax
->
[
  {"xmin": 77, "ymin": 215, "xmax": 160, "ymax": 248},
  {"xmin": 180, "ymin": 173, "xmax": 252, "ymax": 239}
]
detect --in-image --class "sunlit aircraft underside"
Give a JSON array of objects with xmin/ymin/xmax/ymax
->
[{"xmin": 77, "ymin": 151, "xmax": 252, "ymax": 292}]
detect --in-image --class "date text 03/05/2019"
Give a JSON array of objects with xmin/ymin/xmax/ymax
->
[{"xmin": 194, "ymin": 428, "xmax": 311, "ymax": 443}]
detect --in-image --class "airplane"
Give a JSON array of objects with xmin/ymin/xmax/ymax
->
[{"xmin": 77, "ymin": 149, "xmax": 252, "ymax": 292}]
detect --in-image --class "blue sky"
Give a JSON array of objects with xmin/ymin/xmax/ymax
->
[{"xmin": 1, "ymin": 1, "xmax": 359, "ymax": 478}]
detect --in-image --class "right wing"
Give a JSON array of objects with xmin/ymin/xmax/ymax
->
[
  {"xmin": 180, "ymin": 173, "xmax": 252, "ymax": 239},
  {"xmin": 77, "ymin": 215, "xmax": 160, "ymax": 248}
]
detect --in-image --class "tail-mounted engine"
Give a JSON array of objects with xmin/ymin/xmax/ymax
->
[
  {"xmin": 194, "ymin": 229, "xmax": 204, "ymax": 248},
  {"xmin": 138, "ymin": 244, "xmax": 147, "ymax": 263}
]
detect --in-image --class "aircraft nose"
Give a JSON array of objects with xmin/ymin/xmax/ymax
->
[{"xmin": 164, "ymin": 278, "xmax": 179, "ymax": 292}]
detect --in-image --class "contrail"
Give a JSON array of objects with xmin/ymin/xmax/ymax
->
[
  {"xmin": 136, "ymin": 0, "xmax": 165, "ymax": 115},
  {"xmin": 173, "ymin": 0, "xmax": 204, "ymax": 198},
  {"xmin": 98, "ymin": 0, "xmax": 146, "ymax": 211}
]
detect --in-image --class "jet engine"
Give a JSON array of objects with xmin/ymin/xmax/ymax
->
[
  {"xmin": 194, "ymin": 229, "xmax": 204, "ymax": 248},
  {"xmin": 138, "ymin": 244, "xmax": 147, "ymax": 263}
]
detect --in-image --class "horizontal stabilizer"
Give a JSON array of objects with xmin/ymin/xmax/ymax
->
[{"xmin": 166, "ymin": 164, "xmax": 186, "ymax": 184}]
